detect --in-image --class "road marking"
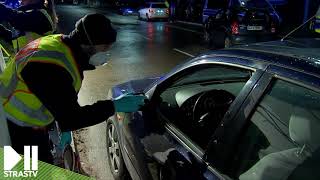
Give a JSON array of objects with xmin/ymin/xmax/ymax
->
[
  {"xmin": 173, "ymin": 48, "xmax": 195, "ymax": 57},
  {"xmin": 166, "ymin": 24, "xmax": 203, "ymax": 35}
]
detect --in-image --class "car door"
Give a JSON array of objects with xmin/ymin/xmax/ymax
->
[
  {"xmin": 138, "ymin": 58, "xmax": 264, "ymax": 179},
  {"xmin": 204, "ymin": 64, "xmax": 320, "ymax": 180}
]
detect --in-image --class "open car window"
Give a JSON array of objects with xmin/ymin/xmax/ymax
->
[
  {"xmin": 172, "ymin": 67, "xmax": 251, "ymax": 88},
  {"xmin": 157, "ymin": 64, "xmax": 254, "ymax": 150}
]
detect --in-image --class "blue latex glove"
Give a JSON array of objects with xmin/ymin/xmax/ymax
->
[
  {"xmin": 113, "ymin": 94, "xmax": 147, "ymax": 112},
  {"xmin": 59, "ymin": 132, "xmax": 72, "ymax": 149}
]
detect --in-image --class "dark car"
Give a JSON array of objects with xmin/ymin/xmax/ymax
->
[
  {"xmin": 203, "ymin": 0, "xmax": 281, "ymax": 48},
  {"xmin": 117, "ymin": 2, "xmax": 140, "ymax": 16},
  {"xmin": 106, "ymin": 39, "xmax": 320, "ymax": 180}
]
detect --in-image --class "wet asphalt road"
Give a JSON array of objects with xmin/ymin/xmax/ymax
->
[{"xmin": 56, "ymin": 5, "xmax": 208, "ymax": 179}]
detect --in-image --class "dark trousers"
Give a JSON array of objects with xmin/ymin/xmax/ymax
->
[{"xmin": 7, "ymin": 120, "xmax": 53, "ymax": 164}]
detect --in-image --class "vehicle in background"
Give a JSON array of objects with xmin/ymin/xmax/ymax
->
[
  {"xmin": 4, "ymin": 0, "xmax": 19, "ymax": 9},
  {"xmin": 117, "ymin": 1, "xmax": 140, "ymax": 16},
  {"xmin": 203, "ymin": 0, "xmax": 281, "ymax": 48},
  {"xmin": 106, "ymin": 38, "xmax": 320, "ymax": 180},
  {"xmin": 119, "ymin": 6, "xmax": 138, "ymax": 16},
  {"xmin": 138, "ymin": 2, "xmax": 169, "ymax": 21}
]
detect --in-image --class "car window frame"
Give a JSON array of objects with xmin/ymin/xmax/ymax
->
[
  {"xmin": 148, "ymin": 58, "xmax": 264, "ymax": 179},
  {"xmin": 204, "ymin": 64, "xmax": 320, "ymax": 178},
  {"xmin": 152, "ymin": 62, "xmax": 258, "ymax": 113},
  {"xmin": 148, "ymin": 56, "xmax": 262, "ymax": 98},
  {"xmin": 157, "ymin": 109, "xmax": 226, "ymax": 179}
]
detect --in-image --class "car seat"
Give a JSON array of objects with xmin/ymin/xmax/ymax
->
[{"xmin": 239, "ymin": 107, "xmax": 320, "ymax": 180}]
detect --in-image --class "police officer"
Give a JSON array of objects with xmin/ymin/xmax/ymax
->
[
  {"xmin": 0, "ymin": 0, "xmax": 57, "ymax": 52},
  {"xmin": 0, "ymin": 13, "xmax": 145, "ymax": 163}
]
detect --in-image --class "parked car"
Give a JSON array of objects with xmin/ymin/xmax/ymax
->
[
  {"xmin": 138, "ymin": 2, "xmax": 169, "ymax": 21},
  {"xmin": 106, "ymin": 38, "xmax": 320, "ymax": 180},
  {"xmin": 203, "ymin": 0, "xmax": 281, "ymax": 48},
  {"xmin": 118, "ymin": 6, "xmax": 138, "ymax": 16},
  {"xmin": 3, "ymin": 0, "xmax": 20, "ymax": 9},
  {"xmin": 117, "ymin": 2, "xmax": 140, "ymax": 16}
]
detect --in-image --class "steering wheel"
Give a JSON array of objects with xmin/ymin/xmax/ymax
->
[{"xmin": 192, "ymin": 89, "xmax": 235, "ymax": 130}]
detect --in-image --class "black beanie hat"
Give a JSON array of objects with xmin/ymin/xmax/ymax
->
[{"xmin": 75, "ymin": 13, "xmax": 117, "ymax": 45}]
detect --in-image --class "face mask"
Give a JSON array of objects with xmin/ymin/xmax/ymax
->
[{"xmin": 89, "ymin": 51, "xmax": 110, "ymax": 66}]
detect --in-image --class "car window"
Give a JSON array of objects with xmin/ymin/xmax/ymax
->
[
  {"xmin": 158, "ymin": 65, "xmax": 253, "ymax": 150},
  {"xmin": 214, "ymin": 79, "xmax": 320, "ymax": 180},
  {"xmin": 207, "ymin": 0, "xmax": 228, "ymax": 9},
  {"xmin": 151, "ymin": 4, "xmax": 166, "ymax": 8},
  {"xmin": 172, "ymin": 67, "xmax": 251, "ymax": 87}
]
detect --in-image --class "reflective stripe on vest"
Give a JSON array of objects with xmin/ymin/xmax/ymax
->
[
  {"xmin": 12, "ymin": 9, "xmax": 54, "ymax": 52},
  {"xmin": 0, "ymin": 35, "xmax": 81, "ymax": 127}
]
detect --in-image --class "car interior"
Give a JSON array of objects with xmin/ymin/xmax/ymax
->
[
  {"xmin": 158, "ymin": 66, "xmax": 252, "ymax": 149},
  {"xmin": 225, "ymin": 80, "xmax": 320, "ymax": 180},
  {"xmin": 158, "ymin": 70, "xmax": 320, "ymax": 180}
]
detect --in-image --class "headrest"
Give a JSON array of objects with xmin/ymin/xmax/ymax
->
[{"xmin": 289, "ymin": 107, "xmax": 320, "ymax": 152}]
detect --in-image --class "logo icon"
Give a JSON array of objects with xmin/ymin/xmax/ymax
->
[{"xmin": 3, "ymin": 146, "xmax": 38, "ymax": 177}]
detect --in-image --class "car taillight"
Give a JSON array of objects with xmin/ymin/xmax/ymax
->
[
  {"xmin": 231, "ymin": 21, "xmax": 239, "ymax": 35},
  {"xmin": 149, "ymin": 8, "xmax": 154, "ymax": 13}
]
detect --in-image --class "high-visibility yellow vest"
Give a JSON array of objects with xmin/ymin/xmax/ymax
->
[
  {"xmin": 315, "ymin": 16, "xmax": 320, "ymax": 33},
  {"xmin": 315, "ymin": 8, "xmax": 320, "ymax": 34},
  {"xmin": 12, "ymin": 9, "xmax": 55, "ymax": 52},
  {"xmin": 0, "ymin": 34, "xmax": 82, "ymax": 127}
]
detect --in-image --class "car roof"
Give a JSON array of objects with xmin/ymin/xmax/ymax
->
[{"xmin": 203, "ymin": 38, "xmax": 320, "ymax": 78}]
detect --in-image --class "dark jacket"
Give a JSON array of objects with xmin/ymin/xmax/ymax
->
[
  {"xmin": 0, "ymin": 3, "xmax": 53, "ymax": 37},
  {"xmin": 19, "ymin": 35, "xmax": 115, "ymax": 132}
]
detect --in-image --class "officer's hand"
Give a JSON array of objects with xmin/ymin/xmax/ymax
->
[{"xmin": 113, "ymin": 94, "xmax": 147, "ymax": 112}]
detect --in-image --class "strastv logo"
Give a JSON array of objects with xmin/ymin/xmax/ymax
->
[{"xmin": 3, "ymin": 146, "xmax": 38, "ymax": 178}]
